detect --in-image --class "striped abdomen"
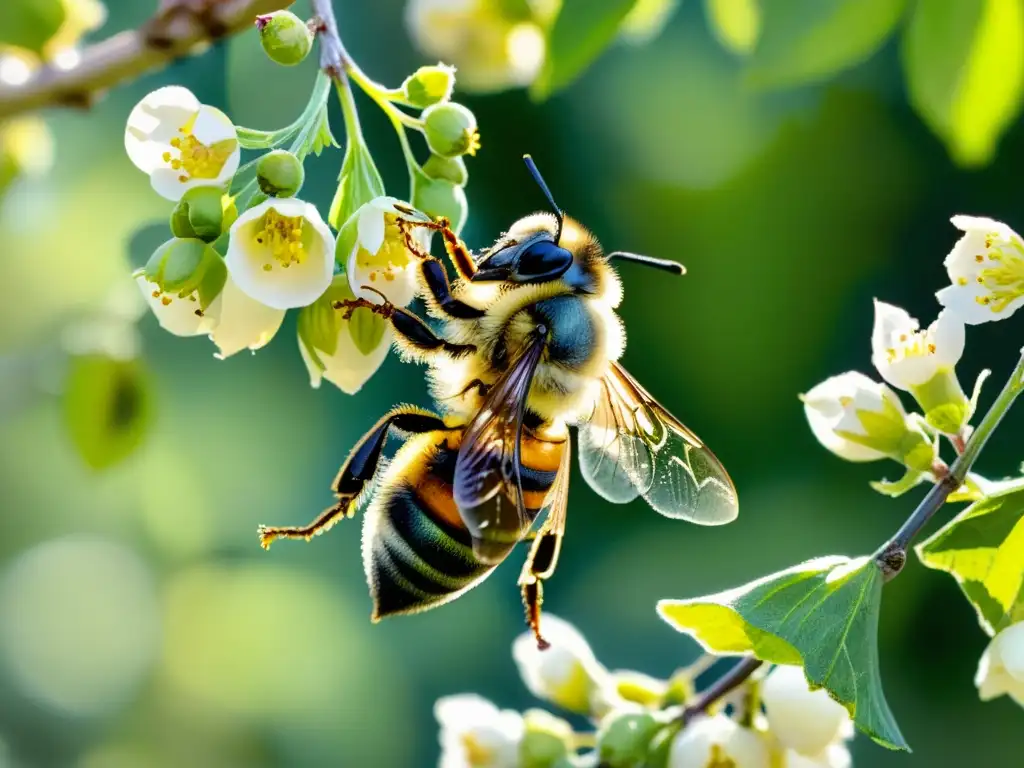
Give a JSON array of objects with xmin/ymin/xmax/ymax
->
[{"xmin": 362, "ymin": 428, "xmax": 564, "ymax": 620}]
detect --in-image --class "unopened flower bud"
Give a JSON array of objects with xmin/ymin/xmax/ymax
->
[
  {"xmin": 413, "ymin": 173, "xmax": 468, "ymax": 234},
  {"xmin": 598, "ymin": 711, "xmax": 662, "ymax": 768},
  {"xmin": 257, "ymin": 150, "xmax": 305, "ymax": 198},
  {"xmin": 402, "ymin": 63, "xmax": 456, "ymax": 108},
  {"xmin": 422, "ymin": 153, "xmax": 468, "ymax": 186},
  {"xmin": 422, "ymin": 102, "xmax": 480, "ymax": 157},
  {"xmin": 520, "ymin": 709, "xmax": 573, "ymax": 768},
  {"xmin": 256, "ymin": 11, "xmax": 313, "ymax": 66},
  {"xmin": 802, "ymin": 371, "xmax": 935, "ymax": 471},
  {"xmin": 761, "ymin": 665, "xmax": 850, "ymax": 758},
  {"xmin": 170, "ymin": 186, "xmax": 233, "ymax": 241}
]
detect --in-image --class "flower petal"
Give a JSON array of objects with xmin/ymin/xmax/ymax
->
[
  {"xmin": 357, "ymin": 202, "xmax": 387, "ymax": 255},
  {"xmin": 135, "ymin": 275, "xmax": 212, "ymax": 336},
  {"xmin": 318, "ymin": 324, "xmax": 392, "ymax": 393},
  {"xmin": 929, "ymin": 310, "xmax": 965, "ymax": 368},
  {"xmin": 209, "ymin": 277, "xmax": 285, "ymax": 358},
  {"xmin": 124, "ymin": 86, "xmax": 199, "ymax": 172}
]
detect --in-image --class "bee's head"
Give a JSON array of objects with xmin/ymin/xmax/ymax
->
[{"xmin": 471, "ymin": 156, "xmax": 685, "ymax": 290}]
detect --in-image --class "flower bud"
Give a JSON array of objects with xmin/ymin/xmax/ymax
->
[
  {"xmin": 976, "ymin": 620, "xmax": 1024, "ymax": 707},
  {"xmin": 512, "ymin": 615, "xmax": 610, "ymax": 716},
  {"xmin": 610, "ymin": 670, "xmax": 669, "ymax": 708},
  {"xmin": 402, "ymin": 63, "xmax": 456, "ymax": 108},
  {"xmin": 802, "ymin": 371, "xmax": 935, "ymax": 471},
  {"xmin": 761, "ymin": 665, "xmax": 850, "ymax": 758},
  {"xmin": 413, "ymin": 173, "xmax": 468, "ymax": 234},
  {"xmin": 520, "ymin": 709, "xmax": 573, "ymax": 768},
  {"xmin": 256, "ymin": 11, "xmax": 313, "ymax": 66},
  {"xmin": 909, "ymin": 368, "xmax": 970, "ymax": 435},
  {"xmin": 256, "ymin": 150, "xmax": 305, "ymax": 198},
  {"xmin": 422, "ymin": 153, "xmax": 468, "ymax": 186},
  {"xmin": 170, "ymin": 186, "xmax": 234, "ymax": 241},
  {"xmin": 422, "ymin": 102, "xmax": 480, "ymax": 157},
  {"xmin": 143, "ymin": 238, "xmax": 226, "ymax": 308},
  {"xmin": 668, "ymin": 715, "xmax": 770, "ymax": 768},
  {"xmin": 598, "ymin": 711, "xmax": 662, "ymax": 768}
]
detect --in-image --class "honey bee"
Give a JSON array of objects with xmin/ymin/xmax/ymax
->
[{"xmin": 257, "ymin": 157, "xmax": 738, "ymax": 647}]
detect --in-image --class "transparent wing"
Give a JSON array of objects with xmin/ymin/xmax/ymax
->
[
  {"xmin": 541, "ymin": 433, "xmax": 571, "ymax": 540},
  {"xmin": 453, "ymin": 332, "xmax": 547, "ymax": 562},
  {"xmin": 578, "ymin": 362, "xmax": 738, "ymax": 525}
]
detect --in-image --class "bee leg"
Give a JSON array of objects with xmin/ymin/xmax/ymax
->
[
  {"xmin": 390, "ymin": 306, "xmax": 476, "ymax": 357},
  {"xmin": 257, "ymin": 407, "xmax": 446, "ymax": 550},
  {"xmin": 397, "ymin": 219, "xmax": 484, "ymax": 320},
  {"xmin": 398, "ymin": 216, "xmax": 478, "ymax": 280},
  {"xmin": 518, "ymin": 524, "xmax": 564, "ymax": 650}
]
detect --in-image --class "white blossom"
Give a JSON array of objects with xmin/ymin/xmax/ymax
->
[
  {"xmin": 208, "ymin": 277, "xmax": 285, "ymax": 359},
  {"xmin": 225, "ymin": 197, "xmax": 334, "ymax": 310},
  {"xmin": 761, "ymin": 665, "xmax": 851, "ymax": 758},
  {"xmin": 125, "ymin": 86, "xmax": 240, "ymax": 201},
  {"xmin": 134, "ymin": 274, "xmax": 214, "ymax": 337},
  {"xmin": 802, "ymin": 371, "xmax": 920, "ymax": 463},
  {"xmin": 668, "ymin": 715, "xmax": 770, "ymax": 768},
  {"xmin": 976, "ymin": 621, "xmax": 1024, "ymax": 707},
  {"xmin": 435, "ymin": 694, "xmax": 524, "ymax": 768},
  {"xmin": 344, "ymin": 197, "xmax": 432, "ymax": 309},
  {"xmin": 870, "ymin": 301, "xmax": 964, "ymax": 390},
  {"xmin": 936, "ymin": 215, "xmax": 1024, "ymax": 324},
  {"xmin": 780, "ymin": 743, "xmax": 852, "ymax": 768},
  {"xmin": 512, "ymin": 614, "xmax": 609, "ymax": 715}
]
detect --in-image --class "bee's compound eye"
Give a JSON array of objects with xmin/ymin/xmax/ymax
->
[{"xmin": 517, "ymin": 240, "xmax": 573, "ymax": 282}]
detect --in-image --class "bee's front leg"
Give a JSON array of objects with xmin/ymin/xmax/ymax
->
[
  {"xmin": 257, "ymin": 407, "xmax": 447, "ymax": 549},
  {"xmin": 334, "ymin": 293, "xmax": 476, "ymax": 359},
  {"xmin": 396, "ymin": 218, "xmax": 484, "ymax": 321}
]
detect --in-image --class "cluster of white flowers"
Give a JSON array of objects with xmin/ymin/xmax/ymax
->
[
  {"xmin": 434, "ymin": 616, "xmax": 856, "ymax": 768},
  {"xmin": 802, "ymin": 215, "xmax": 1024, "ymax": 486},
  {"xmin": 125, "ymin": 86, "xmax": 433, "ymax": 393}
]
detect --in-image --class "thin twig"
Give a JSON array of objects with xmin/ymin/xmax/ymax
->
[
  {"xmin": 680, "ymin": 657, "xmax": 763, "ymax": 725},
  {"xmin": 308, "ymin": 0, "xmax": 351, "ymax": 77},
  {"xmin": 0, "ymin": 0, "xmax": 295, "ymax": 119},
  {"xmin": 875, "ymin": 352, "xmax": 1024, "ymax": 579}
]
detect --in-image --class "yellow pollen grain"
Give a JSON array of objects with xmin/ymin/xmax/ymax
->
[
  {"xmin": 958, "ymin": 277, "xmax": 969, "ymax": 286},
  {"xmin": 976, "ymin": 254, "xmax": 985, "ymax": 263},
  {"xmin": 161, "ymin": 296, "xmax": 172, "ymax": 306},
  {"xmin": 256, "ymin": 209, "xmax": 308, "ymax": 268},
  {"xmin": 839, "ymin": 396, "xmax": 853, "ymax": 407}
]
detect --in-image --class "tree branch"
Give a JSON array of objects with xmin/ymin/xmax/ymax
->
[
  {"xmin": 0, "ymin": 0, "xmax": 295, "ymax": 119},
  {"xmin": 308, "ymin": 0, "xmax": 351, "ymax": 78},
  {"xmin": 680, "ymin": 657, "xmax": 763, "ymax": 725}
]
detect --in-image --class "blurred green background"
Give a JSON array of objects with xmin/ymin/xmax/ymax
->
[{"xmin": 2, "ymin": 0, "xmax": 1024, "ymax": 765}]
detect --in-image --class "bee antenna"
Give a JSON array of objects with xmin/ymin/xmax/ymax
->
[
  {"xmin": 523, "ymin": 154, "xmax": 564, "ymax": 242},
  {"xmin": 607, "ymin": 251, "xmax": 687, "ymax": 276}
]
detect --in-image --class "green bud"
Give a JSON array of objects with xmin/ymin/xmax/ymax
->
[
  {"xmin": 611, "ymin": 671, "xmax": 669, "ymax": 708},
  {"xmin": 257, "ymin": 150, "xmax": 305, "ymax": 198},
  {"xmin": 413, "ymin": 173, "xmax": 467, "ymax": 234},
  {"xmin": 422, "ymin": 153, "xmax": 468, "ymax": 186},
  {"xmin": 144, "ymin": 238, "xmax": 227, "ymax": 310},
  {"xmin": 170, "ymin": 186, "xmax": 232, "ymax": 242},
  {"xmin": 909, "ymin": 369, "xmax": 970, "ymax": 435},
  {"xmin": 402, "ymin": 64, "xmax": 456, "ymax": 108},
  {"xmin": 256, "ymin": 11, "xmax": 313, "ymax": 66},
  {"xmin": 520, "ymin": 710, "xmax": 573, "ymax": 768},
  {"xmin": 597, "ymin": 712, "xmax": 662, "ymax": 768},
  {"xmin": 422, "ymin": 102, "xmax": 480, "ymax": 158},
  {"xmin": 644, "ymin": 723, "xmax": 681, "ymax": 768}
]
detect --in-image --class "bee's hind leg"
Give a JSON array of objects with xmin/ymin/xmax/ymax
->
[
  {"xmin": 518, "ymin": 520, "xmax": 564, "ymax": 651},
  {"xmin": 257, "ymin": 407, "xmax": 446, "ymax": 549}
]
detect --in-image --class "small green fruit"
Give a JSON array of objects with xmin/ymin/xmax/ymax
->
[
  {"xmin": 256, "ymin": 150, "xmax": 305, "ymax": 197},
  {"xmin": 597, "ymin": 712, "xmax": 662, "ymax": 768},
  {"xmin": 422, "ymin": 102, "xmax": 480, "ymax": 158},
  {"xmin": 413, "ymin": 174, "xmax": 467, "ymax": 234},
  {"xmin": 256, "ymin": 11, "xmax": 313, "ymax": 67},
  {"xmin": 422, "ymin": 154, "xmax": 468, "ymax": 186},
  {"xmin": 402, "ymin": 64, "xmax": 456, "ymax": 108}
]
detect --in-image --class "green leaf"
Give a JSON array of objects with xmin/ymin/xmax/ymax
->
[
  {"xmin": 917, "ymin": 479, "xmax": 1024, "ymax": 635},
  {"xmin": 62, "ymin": 355, "xmax": 152, "ymax": 470},
  {"xmin": 0, "ymin": 0, "xmax": 66, "ymax": 55},
  {"xmin": 347, "ymin": 307, "xmax": 386, "ymax": 356},
  {"xmin": 705, "ymin": 0, "xmax": 763, "ymax": 54},
  {"xmin": 531, "ymin": 0, "xmax": 639, "ymax": 100},
  {"xmin": 903, "ymin": 0, "xmax": 1024, "ymax": 166},
  {"xmin": 328, "ymin": 139, "xmax": 385, "ymax": 230},
  {"xmin": 746, "ymin": 0, "xmax": 906, "ymax": 88},
  {"xmin": 658, "ymin": 556, "xmax": 908, "ymax": 750}
]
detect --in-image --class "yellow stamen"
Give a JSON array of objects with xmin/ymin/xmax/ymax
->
[
  {"xmin": 460, "ymin": 734, "xmax": 493, "ymax": 766},
  {"xmin": 706, "ymin": 744, "xmax": 736, "ymax": 768},
  {"xmin": 972, "ymin": 245, "xmax": 1024, "ymax": 313},
  {"xmin": 163, "ymin": 113, "xmax": 236, "ymax": 185},
  {"xmin": 958, "ymin": 277, "xmax": 968, "ymax": 286},
  {"xmin": 256, "ymin": 208, "xmax": 308, "ymax": 268}
]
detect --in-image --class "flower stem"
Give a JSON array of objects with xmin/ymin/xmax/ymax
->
[{"xmin": 875, "ymin": 351, "xmax": 1024, "ymax": 578}]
